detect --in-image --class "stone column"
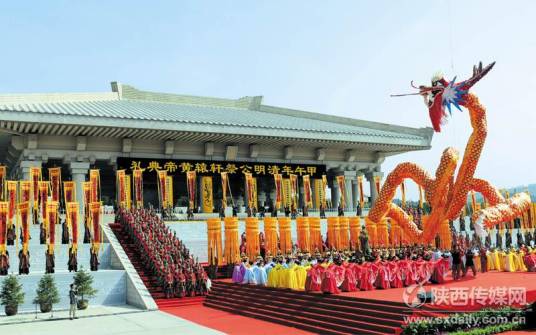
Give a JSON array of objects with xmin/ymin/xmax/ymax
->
[
  {"xmin": 70, "ymin": 162, "xmax": 90, "ymax": 213},
  {"xmin": 352, "ymin": 179, "xmax": 359, "ymax": 210},
  {"xmin": 258, "ymin": 191, "xmax": 267, "ymax": 208},
  {"xmin": 366, "ymin": 171, "xmax": 384, "ymax": 206},
  {"xmin": 343, "ymin": 171, "xmax": 356, "ymax": 211},
  {"xmin": 330, "ymin": 178, "xmax": 339, "ymax": 210},
  {"xmin": 19, "ymin": 160, "xmax": 42, "ymax": 181}
]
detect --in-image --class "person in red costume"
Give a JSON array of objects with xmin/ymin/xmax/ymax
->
[
  {"xmin": 321, "ymin": 262, "xmax": 341, "ymax": 294},
  {"xmin": 388, "ymin": 257, "xmax": 403, "ymax": 288},
  {"xmin": 353, "ymin": 260, "xmax": 363, "ymax": 288},
  {"xmin": 305, "ymin": 261, "xmax": 323, "ymax": 292},
  {"xmin": 374, "ymin": 257, "xmax": 391, "ymax": 289},
  {"xmin": 359, "ymin": 260, "xmax": 378, "ymax": 291},
  {"xmin": 430, "ymin": 255, "xmax": 450, "ymax": 284},
  {"xmin": 340, "ymin": 261, "xmax": 357, "ymax": 292},
  {"xmin": 398, "ymin": 256, "xmax": 415, "ymax": 287}
]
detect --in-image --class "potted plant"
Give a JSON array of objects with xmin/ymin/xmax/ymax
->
[
  {"xmin": 33, "ymin": 274, "xmax": 60, "ymax": 313},
  {"xmin": 0, "ymin": 275, "xmax": 25, "ymax": 316},
  {"xmin": 73, "ymin": 267, "xmax": 97, "ymax": 310}
]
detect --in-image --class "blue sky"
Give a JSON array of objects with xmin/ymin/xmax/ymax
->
[{"xmin": 1, "ymin": 1, "xmax": 534, "ymax": 199}]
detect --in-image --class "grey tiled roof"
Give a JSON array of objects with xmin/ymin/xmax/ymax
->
[{"xmin": 0, "ymin": 99, "xmax": 423, "ymax": 140}]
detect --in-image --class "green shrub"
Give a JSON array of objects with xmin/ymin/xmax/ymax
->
[
  {"xmin": 33, "ymin": 274, "xmax": 60, "ymax": 306},
  {"xmin": 0, "ymin": 275, "xmax": 25, "ymax": 307}
]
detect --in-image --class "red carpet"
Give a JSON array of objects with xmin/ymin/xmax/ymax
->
[{"xmin": 161, "ymin": 304, "xmax": 315, "ymax": 335}]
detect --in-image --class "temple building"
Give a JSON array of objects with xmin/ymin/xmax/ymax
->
[{"xmin": 0, "ymin": 82, "xmax": 433, "ymax": 212}]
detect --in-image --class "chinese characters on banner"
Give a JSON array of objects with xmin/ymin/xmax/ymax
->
[{"xmin": 117, "ymin": 158, "xmax": 326, "ymax": 178}]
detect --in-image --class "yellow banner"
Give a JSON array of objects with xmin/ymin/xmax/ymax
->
[
  {"xmin": 201, "ymin": 176, "xmax": 213, "ymax": 213},
  {"xmin": 303, "ymin": 175, "xmax": 312, "ymax": 208},
  {"xmin": 125, "ymin": 175, "xmax": 132, "ymax": 209},
  {"xmin": 116, "ymin": 170, "xmax": 126, "ymax": 208},
  {"xmin": 221, "ymin": 172, "xmax": 228, "ymax": 209},
  {"xmin": 282, "ymin": 178, "xmax": 291, "ymax": 209},
  {"xmin": 336, "ymin": 175, "xmax": 346, "ymax": 208},
  {"xmin": 133, "ymin": 169, "xmax": 143, "ymax": 208},
  {"xmin": 313, "ymin": 178, "xmax": 324, "ymax": 209},
  {"xmin": 48, "ymin": 167, "xmax": 62, "ymax": 202},
  {"xmin": 166, "ymin": 176, "xmax": 173, "ymax": 208}
]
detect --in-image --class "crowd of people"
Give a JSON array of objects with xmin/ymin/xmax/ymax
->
[
  {"xmin": 231, "ymin": 231, "xmax": 536, "ymax": 294},
  {"xmin": 118, "ymin": 208, "xmax": 210, "ymax": 299}
]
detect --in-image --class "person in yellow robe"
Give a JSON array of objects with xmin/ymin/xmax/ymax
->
[
  {"xmin": 267, "ymin": 262, "xmax": 283, "ymax": 288},
  {"xmin": 486, "ymin": 249, "xmax": 496, "ymax": 271},
  {"xmin": 515, "ymin": 250, "xmax": 528, "ymax": 272},
  {"xmin": 498, "ymin": 249, "xmax": 506, "ymax": 271},
  {"xmin": 281, "ymin": 259, "xmax": 299, "ymax": 290},
  {"xmin": 293, "ymin": 261, "xmax": 308, "ymax": 290},
  {"xmin": 504, "ymin": 249, "xmax": 516, "ymax": 272}
]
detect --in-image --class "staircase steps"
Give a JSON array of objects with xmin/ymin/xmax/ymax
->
[
  {"xmin": 109, "ymin": 223, "xmax": 205, "ymax": 308},
  {"xmin": 206, "ymin": 281, "xmax": 414, "ymax": 335}
]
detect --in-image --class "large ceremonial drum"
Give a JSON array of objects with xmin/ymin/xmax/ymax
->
[{"xmin": 296, "ymin": 217, "xmax": 310, "ymax": 252}]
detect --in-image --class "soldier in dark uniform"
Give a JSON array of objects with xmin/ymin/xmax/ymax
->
[
  {"xmin": 6, "ymin": 225, "xmax": 14, "ymax": 245},
  {"xmin": 516, "ymin": 229, "xmax": 524, "ymax": 248},
  {"xmin": 319, "ymin": 204, "xmax": 326, "ymax": 219},
  {"xmin": 356, "ymin": 203, "xmax": 362, "ymax": 217},
  {"xmin": 68, "ymin": 246, "xmax": 78, "ymax": 272},
  {"xmin": 219, "ymin": 206, "xmax": 225, "ymax": 219},
  {"xmin": 61, "ymin": 218, "xmax": 69, "ymax": 244},
  {"xmin": 505, "ymin": 229, "xmax": 512, "ymax": 249},
  {"xmin": 83, "ymin": 222, "xmax": 91, "ymax": 243},
  {"xmin": 337, "ymin": 204, "xmax": 344, "ymax": 217},
  {"xmin": 359, "ymin": 227, "xmax": 369, "ymax": 255},
  {"xmin": 40, "ymin": 221, "xmax": 46, "ymax": 244},
  {"xmin": 284, "ymin": 206, "xmax": 290, "ymax": 217},
  {"xmin": 18, "ymin": 249, "xmax": 30, "ymax": 274},
  {"xmin": 232, "ymin": 206, "xmax": 237, "ymax": 217},
  {"xmin": 90, "ymin": 246, "xmax": 99, "ymax": 271},
  {"xmin": 45, "ymin": 247, "xmax": 55, "ymax": 274},
  {"xmin": 0, "ymin": 250, "xmax": 9, "ymax": 275}
]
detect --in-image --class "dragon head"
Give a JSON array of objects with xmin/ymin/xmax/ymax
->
[{"xmin": 393, "ymin": 61, "xmax": 495, "ymax": 132}]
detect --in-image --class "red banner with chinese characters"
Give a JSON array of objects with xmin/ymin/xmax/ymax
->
[
  {"xmin": 20, "ymin": 181, "xmax": 31, "ymax": 203},
  {"xmin": 133, "ymin": 169, "xmax": 143, "ymax": 208},
  {"xmin": 303, "ymin": 175, "xmax": 312, "ymax": 209},
  {"xmin": 289, "ymin": 174, "xmax": 298, "ymax": 209},
  {"xmin": 374, "ymin": 175, "xmax": 381, "ymax": 194},
  {"xmin": 0, "ymin": 202, "xmax": 7, "ymax": 252},
  {"xmin": 46, "ymin": 201, "xmax": 58, "ymax": 252},
  {"xmin": 7, "ymin": 181, "xmax": 17, "ymax": 226},
  {"xmin": 18, "ymin": 202, "xmax": 30, "ymax": 247},
  {"xmin": 89, "ymin": 169, "xmax": 100, "ymax": 203},
  {"xmin": 63, "ymin": 181, "xmax": 76, "ymax": 205},
  {"xmin": 274, "ymin": 174, "xmax": 282, "ymax": 209},
  {"xmin": 157, "ymin": 170, "xmax": 167, "ymax": 209},
  {"xmin": 30, "ymin": 167, "xmax": 41, "ymax": 209},
  {"xmin": 48, "ymin": 167, "xmax": 61, "ymax": 203},
  {"xmin": 116, "ymin": 169, "xmax": 126, "ymax": 208},
  {"xmin": 0, "ymin": 166, "xmax": 6, "ymax": 201},
  {"xmin": 186, "ymin": 171, "xmax": 196, "ymax": 210},
  {"xmin": 39, "ymin": 181, "xmax": 49, "ymax": 224},
  {"xmin": 221, "ymin": 172, "xmax": 228, "ymax": 209},
  {"xmin": 357, "ymin": 175, "xmax": 364, "ymax": 209},
  {"xmin": 67, "ymin": 202, "xmax": 78, "ymax": 249},
  {"xmin": 336, "ymin": 175, "xmax": 346, "ymax": 209},
  {"xmin": 90, "ymin": 202, "xmax": 101, "ymax": 246}
]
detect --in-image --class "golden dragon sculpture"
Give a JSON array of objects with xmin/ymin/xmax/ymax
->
[{"xmin": 367, "ymin": 62, "xmax": 531, "ymax": 245}]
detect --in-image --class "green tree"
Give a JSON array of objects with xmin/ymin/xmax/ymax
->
[
  {"xmin": 0, "ymin": 275, "xmax": 25, "ymax": 310},
  {"xmin": 73, "ymin": 267, "xmax": 97, "ymax": 306},
  {"xmin": 33, "ymin": 274, "xmax": 60, "ymax": 312}
]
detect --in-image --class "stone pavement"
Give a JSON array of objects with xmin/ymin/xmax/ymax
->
[{"xmin": 0, "ymin": 305, "xmax": 224, "ymax": 335}]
